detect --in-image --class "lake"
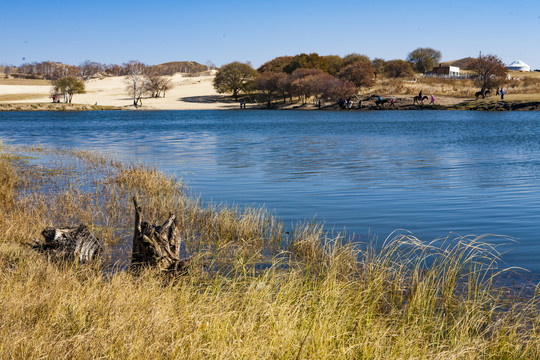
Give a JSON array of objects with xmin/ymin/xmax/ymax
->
[{"xmin": 1, "ymin": 110, "xmax": 540, "ymax": 274}]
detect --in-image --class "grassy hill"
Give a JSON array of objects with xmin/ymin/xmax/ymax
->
[{"xmin": 154, "ymin": 61, "xmax": 207, "ymax": 75}]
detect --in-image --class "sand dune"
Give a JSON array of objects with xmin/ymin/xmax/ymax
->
[{"xmin": 0, "ymin": 73, "xmax": 239, "ymax": 110}]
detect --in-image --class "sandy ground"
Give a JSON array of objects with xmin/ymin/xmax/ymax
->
[
  {"xmin": 0, "ymin": 74, "xmax": 239, "ymax": 110},
  {"xmin": 2, "ymin": 73, "xmax": 517, "ymax": 110}
]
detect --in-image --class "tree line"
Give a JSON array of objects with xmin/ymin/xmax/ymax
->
[
  {"xmin": 2, "ymin": 60, "xmax": 211, "ymax": 81},
  {"xmin": 2, "ymin": 47, "xmax": 509, "ymax": 105},
  {"xmin": 213, "ymin": 48, "xmax": 509, "ymax": 104},
  {"xmin": 212, "ymin": 51, "xmax": 431, "ymax": 104}
]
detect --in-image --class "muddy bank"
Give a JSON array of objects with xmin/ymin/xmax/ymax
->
[{"xmin": 451, "ymin": 100, "xmax": 540, "ymax": 111}]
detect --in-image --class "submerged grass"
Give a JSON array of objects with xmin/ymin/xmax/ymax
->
[{"xmin": 0, "ymin": 144, "xmax": 539, "ymax": 359}]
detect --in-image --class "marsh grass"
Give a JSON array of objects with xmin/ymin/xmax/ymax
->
[{"xmin": 0, "ymin": 144, "xmax": 539, "ymax": 359}]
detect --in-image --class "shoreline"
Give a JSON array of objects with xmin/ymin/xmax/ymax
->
[
  {"xmin": 1, "ymin": 74, "xmax": 539, "ymax": 112},
  {"xmin": 1, "ymin": 99, "xmax": 539, "ymax": 112}
]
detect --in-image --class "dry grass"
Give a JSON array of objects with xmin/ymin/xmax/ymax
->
[
  {"xmin": 0, "ymin": 93, "xmax": 47, "ymax": 102},
  {"xmin": 0, "ymin": 78, "xmax": 50, "ymax": 86},
  {"xmin": 361, "ymin": 75, "xmax": 540, "ymax": 101},
  {"xmin": 0, "ymin": 144, "xmax": 539, "ymax": 359}
]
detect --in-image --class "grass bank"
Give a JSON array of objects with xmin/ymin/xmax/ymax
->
[{"xmin": 0, "ymin": 144, "xmax": 539, "ymax": 359}]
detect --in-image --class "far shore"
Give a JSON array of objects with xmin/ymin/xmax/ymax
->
[{"xmin": 1, "ymin": 73, "xmax": 539, "ymax": 111}]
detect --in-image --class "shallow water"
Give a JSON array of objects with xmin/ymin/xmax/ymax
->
[{"xmin": 1, "ymin": 110, "xmax": 540, "ymax": 274}]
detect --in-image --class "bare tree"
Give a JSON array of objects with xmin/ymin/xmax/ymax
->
[
  {"xmin": 79, "ymin": 60, "xmax": 103, "ymax": 79},
  {"xmin": 124, "ymin": 60, "xmax": 148, "ymax": 107},
  {"xmin": 205, "ymin": 60, "xmax": 216, "ymax": 71},
  {"xmin": 146, "ymin": 74, "xmax": 173, "ymax": 98},
  {"xmin": 466, "ymin": 54, "xmax": 508, "ymax": 98},
  {"xmin": 3, "ymin": 65, "xmax": 13, "ymax": 77}
]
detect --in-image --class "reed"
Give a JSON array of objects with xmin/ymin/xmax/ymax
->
[{"xmin": 0, "ymin": 144, "xmax": 538, "ymax": 359}]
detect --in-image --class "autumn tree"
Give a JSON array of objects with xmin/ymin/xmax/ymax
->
[
  {"xmin": 406, "ymin": 47, "xmax": 442, "ymax": 73},
  {"xmin": 124, "ymin": 60, "xmax": 148, "ymax": 107},
  {"xmin": 283, "ymin": 53, "xmax": 328, "ymax": 74},
  {"xmin": 213, "ymin": 62, "xmax": 258, "ymax": 100},
  {"xmin": 337, "ymin": 61, "xmax": 374, "ymax": 90},
  {"xmin": 384, "ymin": 60, "xmax": 415, "ymax": 79},
  {"xmin": 52, "ymin": 76, "xmax": 85, "ymax": 103},
  {"xmin": 289, "ymin": 68, "xmax": 326, "ymax": 103},
  {"xmin": 321, "ymin": 77, "xmax": 356, "ymax": 100},
  {"xmin": 372, "ymin": 58, "xmax": 386, "ymax": 79},
  {"xmin": 323, "ymin": 55, "xmax": 344, "ymax": 76},
  {"xmin": 342, "ymin": 53, "xmax": 371, "ymax": 68},
  {"xmin": 466, "ymin": 54, "xmax": 508, "ymax": 97},
  {"xmin": 251, "ymin": 72, "xmax": 287, "ymax": 105},
  {"xmin": 257, "ymin": 56, "xmax": 294, "ymax": 73}
]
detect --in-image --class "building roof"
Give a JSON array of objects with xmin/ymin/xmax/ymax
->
[{"xmin": 508, "ymin": 60, "xmax": 529, "ymax": 67}]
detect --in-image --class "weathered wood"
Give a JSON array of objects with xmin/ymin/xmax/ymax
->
[
  {"xmin": 131, "ymin": 196, "xmax": 189, "ymax": 273},
  {"xmin": 31, "ymin": 224, "xmax": 102, "ymax": 263}
]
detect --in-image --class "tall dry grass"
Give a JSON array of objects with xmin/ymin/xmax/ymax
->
[
  {"xmin": 362, "ymin": 75, "xmax": 540, "ymax": 99},
  {"xmin": 0, "ymin": 144, "xmax": 539, "ymax": 359}
]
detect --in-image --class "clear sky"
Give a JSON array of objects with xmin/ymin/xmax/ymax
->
[{"xmin": 2, "ymin": 0, "xmax": 540, "ymax": 69}]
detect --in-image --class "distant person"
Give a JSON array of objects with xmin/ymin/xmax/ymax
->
[
  {"xmin": 318, "ymin": 99, "xmax": 321, "ymax": 109},
  {"xmin": 240, "ymin": 101, "xmax": 244, "ymax": 109},
  {"xmin": 496, "ymin": 87, "xmax": 500, "ymax": 96},
  {"xmin": 52, "ymin": 95, "xmax": 56, "ymax": 103},
  {"xmin": 430, "ymin": 95, "xmax": 435, "ymax": 105},
  {"xmin": 500, "ymin": 87, "xmax": 505, "ymax": 100},
  {"xmin": 390, "ymin": 97, "xmax": 396, "ymax": 107},
  {"xmin": 418, "ymin": 90, "xmax": 422, "ymax": 98}
]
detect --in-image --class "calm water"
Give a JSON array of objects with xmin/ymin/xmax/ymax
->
[{"xmin": 1, "ymin": 110, "xmax": 540, "ymax": 272}]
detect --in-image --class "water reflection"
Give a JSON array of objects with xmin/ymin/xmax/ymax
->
[{"xmin": 1, "ymin": 110, "xmax": 540, "ymax": 272}]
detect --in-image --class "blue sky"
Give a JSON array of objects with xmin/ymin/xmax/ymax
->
[{"xmin": 3, "ymin": 0, "xmax": 540, "ymax": 69}]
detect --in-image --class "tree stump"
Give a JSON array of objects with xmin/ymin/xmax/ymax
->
[
  {"xmin": 131, "ymin": 196, "xmax": 189, "ymax": 274},
  {"xmin": 31, "ymin": 224, "xmax": 102, "ymax": 263}
]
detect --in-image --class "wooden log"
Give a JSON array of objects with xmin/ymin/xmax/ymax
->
[
  {"xmin": 31, "ymin": 224, "xmax": 102, "ymax": 263},
  {"xmin": 131, "ymin": 196, "xmax": 189, "ymax": 273}
]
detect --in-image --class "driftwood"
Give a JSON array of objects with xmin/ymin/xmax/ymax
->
[
  {"xmin": 131, "ymin": 196, "xmax": 189, "ymax": 274},
  {"xmin": 31, "ymin": 224, "xmax": 102, "ymax": 263}
]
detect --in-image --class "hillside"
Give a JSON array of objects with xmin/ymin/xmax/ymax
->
[
  {"xmin": 154, "ymin": 61, "xmax": 208, "ymax": 75},
  {"xmin": 439, "ymin": 57, "xmax": 475, "ymax": 68}
]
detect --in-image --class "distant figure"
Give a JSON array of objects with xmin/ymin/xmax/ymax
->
[
  {"xmin": 139, "ymin": 98, "xmax": 142, "ymax": 106},
  {"xmin": 418, "ymin": 90, "xmax": 422, "ymax": 98},
  {"xmin": 52, "ymin": 95, "xmax": 56, "ymax": 103},
  {"xmin": 430, "ymin": 95, "xmax": 435, "ymax": 105},
  {"xmin": 496, "ymin": 87, "xmax": 500, "ymax": 96},
  {"xmin": 500, "ymin": 88, "xmax": 505, "ymax": 100},
  {"xmin": 240, "ymin": 101, "xmax": 244, "ymax": 109},
  {"xmin": 318, "ymin": 99, "xmax": 321, "ymax": 109},
  {"xmin": 390, "ymin": 97, "xmax": 396, "ymax": 107}
]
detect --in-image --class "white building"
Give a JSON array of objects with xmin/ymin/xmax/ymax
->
[
  {"xmin": 507, "ymin": 60, "xmax": 531, "ymax": 72},
  {"xmin": 432, "ymin": 65, "xmax": 460, "ymax": 77}
]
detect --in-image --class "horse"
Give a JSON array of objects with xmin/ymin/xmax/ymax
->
[
  {"xmin": 375, "ymin": 98, "xmax": 390, "ymax": 108},
  {"xmin": 413, "ymin": 95, "xmax": 428, "ymax": 105},
  {"xmin": 475, "ymin": 89, "xmax": 491, "ymax": 100}
]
